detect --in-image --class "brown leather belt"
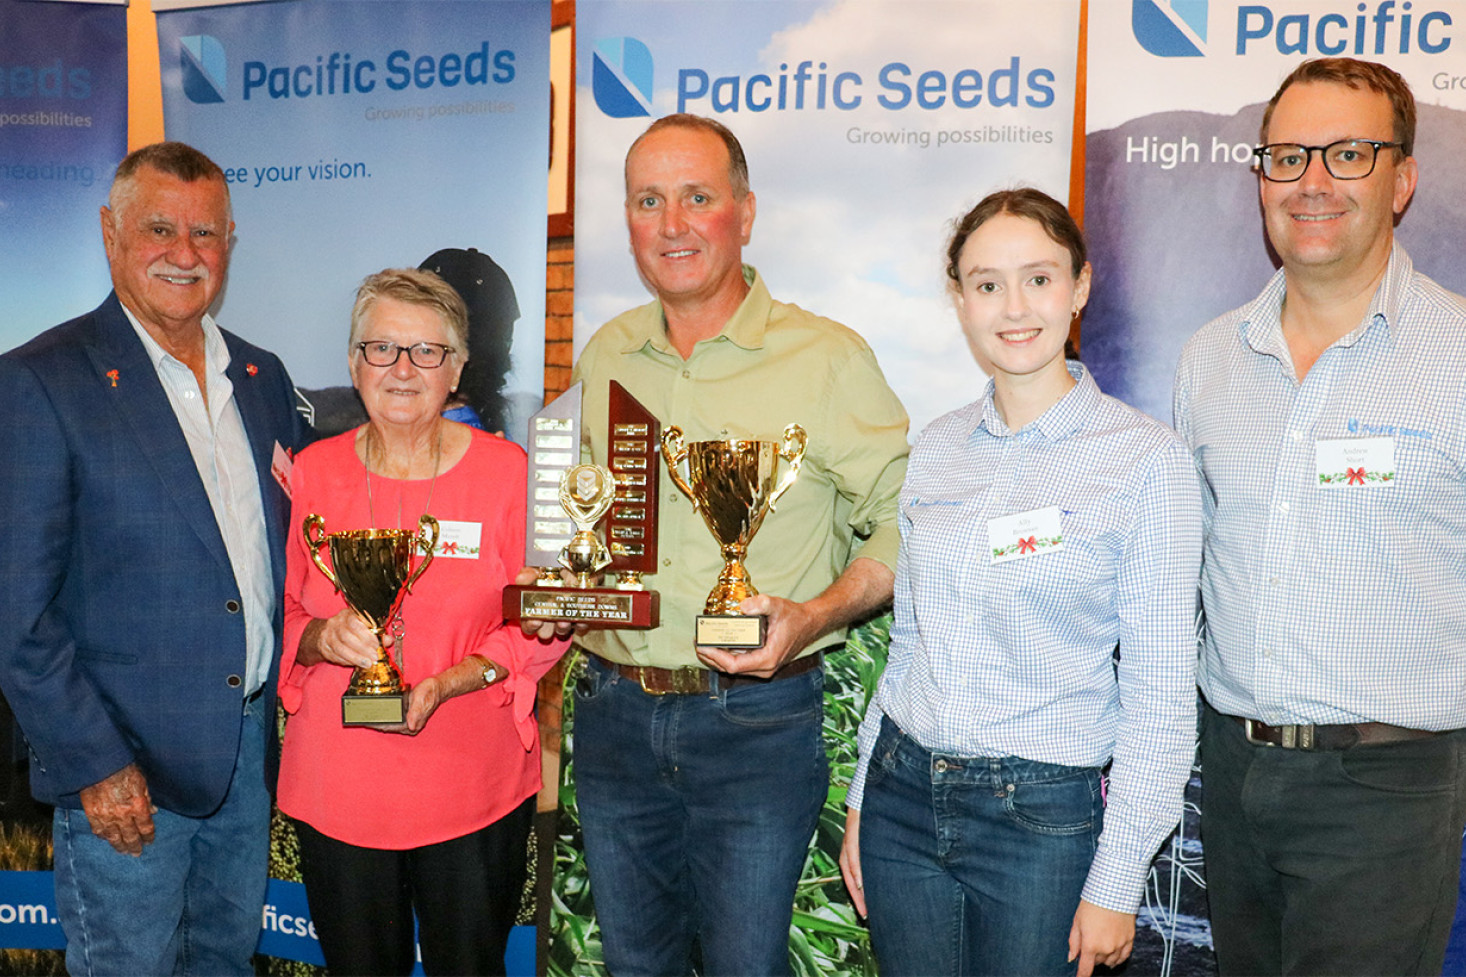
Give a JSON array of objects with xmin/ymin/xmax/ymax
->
[
  {"xmin": 1233, "ymin": 714, "xmax": 1443, "ymax": 751},
  {"xmin": 608, "ymin": 652, "xmax": 822, "ymax": 696}
]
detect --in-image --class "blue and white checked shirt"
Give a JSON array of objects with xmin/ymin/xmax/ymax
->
[
  {"xmin": 1174, "ymin": 244, "xmax": 1466, "ymax": 731},
  {"xmin": 851, "ymin": 364, "xmax": 1202, "ymax": 914}
]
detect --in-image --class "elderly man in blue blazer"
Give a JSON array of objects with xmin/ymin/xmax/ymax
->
[{"xmin": 0, "ymin": 142, "xmax": 306, "ymax": 976}]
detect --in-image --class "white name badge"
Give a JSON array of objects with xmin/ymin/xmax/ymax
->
[
  {"xmin": 1316, "ymin": 437, "xmax": 1395, "ymax": 488},
  {"xmin": 988, "ymin": 505, "xmax": 1064, "ymax": 564},
  {"xmin": 433, "ymin": 520, "xmax": 482, "ymax": 558}
]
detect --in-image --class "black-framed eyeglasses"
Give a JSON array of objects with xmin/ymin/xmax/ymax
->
[
  {"xmin": 1253, "ymin": 139, "xmax": 1403, "ymax": 183},
  {"xmin": 355, "ymin": 341, "xmax": 455, "ymax": 369}
]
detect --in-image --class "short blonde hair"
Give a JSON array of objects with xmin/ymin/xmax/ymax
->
[{"xmin": 348, "ymin": 268, "xmax": 469, "ymax": 357}]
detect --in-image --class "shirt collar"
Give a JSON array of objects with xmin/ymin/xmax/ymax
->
[
  {"xmin": 1239, "ymin": 241, "xmax": 1412, "ymax": 355},
  {"xmin": 620, "ymin": 264, "xmax": 770, "ymax": 355},
  {"xmin": 973, "ymin": 361, "xmax": 1097, "ymax": 441},
  {"xmin": 122, "ymin": 307, "xmax": 230, "ymax": 376}
]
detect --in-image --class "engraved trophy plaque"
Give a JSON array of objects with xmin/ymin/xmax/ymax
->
[
  {"xmin": 661, "ymin": 424, "xmax": 806, "ymax": 648},
  {"xmin": 502, "ymin": 381, "xmax": 660, "ymax": 628},
  {"xmin": 303, "ymin": 513, "xmax": 438, "ymax": 725}
]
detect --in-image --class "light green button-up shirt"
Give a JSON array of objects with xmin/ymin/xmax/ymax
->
[{"xmin": 572, "ymin": 266, "xmax": 910, "ymax": 668}]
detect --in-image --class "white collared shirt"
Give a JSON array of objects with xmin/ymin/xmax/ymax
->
[{"xmin": 124, "ymin": 309, "xmax": 275, "ymax": 696}]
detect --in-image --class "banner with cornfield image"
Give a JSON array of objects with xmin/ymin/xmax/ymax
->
[
  {"xmin": 550, "ymin": 618, "xmax": 891, "ymax": 976},
  {"xmin": 559, "ymin": 1, "xmax": 1080, "ymax": 972}
]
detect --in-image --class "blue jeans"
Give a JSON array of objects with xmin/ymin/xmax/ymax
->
[
  {"xmin": 573, "ymin": 655, "xmax": 827, "ymax": 976},
  {"xmin": 53, "ymin": 696, "xmax": 271, "ymax": 977},
  {"xmin": 860, "ymin": 716, "xmax": 1103, "ymax": 977}
]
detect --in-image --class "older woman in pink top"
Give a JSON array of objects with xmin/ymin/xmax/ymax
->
[{"xmin": 279, "ymin": 268, "xmax": 564, "ymax": 976}]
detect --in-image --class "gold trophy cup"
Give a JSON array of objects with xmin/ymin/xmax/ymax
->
[
  {"xmin": 303, "ymin": 513, "xmax": 439, "ymax": 725},
  {"xmin": 661, "ymin": 424, "xmax": 807, "ymax": 648}
]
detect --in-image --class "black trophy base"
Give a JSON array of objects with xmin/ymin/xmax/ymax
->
[
  {"xmin": 342, "ymin": 690, "xmax": 408, "ymax": 726},
  {"xmin": 695, "ymin": 614, "xmax": 767, "ymax": 649}
]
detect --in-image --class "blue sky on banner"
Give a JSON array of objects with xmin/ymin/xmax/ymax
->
[
  {"xmin": 0, "ymin": 0, "xmax": 126, "ymax": 352},
  {"xmin": 574, "ymin": 0, "xmax": 1080, "ymax": 438},
  {"xmin": 154, "ymin": 0, "xmax": 549, "ymax": 439},
  {"xmin": 1085, "ymin": 0, "xmax": 1466, "ymax": 422}
]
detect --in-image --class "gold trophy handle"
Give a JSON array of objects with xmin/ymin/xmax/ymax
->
[
  {"xmin": 403, "ymin": 514, "xmax": 439, "ymax": 595},
  {"xmin": 660, "ymin": 426, "xmax": 698, "ymax": 506},
  {"xmin": 768, "ymin": 424, "xmax": 807, "ymax": 513},
  {"xmin": 303, "ymin": 514, "xmax": 342, "ymax": 594}
]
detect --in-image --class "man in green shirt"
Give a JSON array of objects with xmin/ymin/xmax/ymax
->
[{"xmin": 568, "ymin": 114, "xmax": 908, "ymax": 975}]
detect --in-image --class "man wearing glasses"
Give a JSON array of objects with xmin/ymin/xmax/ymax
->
[{"xmin": 1173, "ymin": 58, "xmax": 1466, "ymax": 976}]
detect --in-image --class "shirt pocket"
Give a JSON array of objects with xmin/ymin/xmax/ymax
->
[
  {"xmin": 993, "ymin": 496, "xmax": 1121, "ymax": 613},
  {"xmin": 1318, "ymin": 435, "xmax": 1456, "ymax": 539},
  {"xmin": 902, "ymin": 497, "xmax": 986, "ymax": 596}
]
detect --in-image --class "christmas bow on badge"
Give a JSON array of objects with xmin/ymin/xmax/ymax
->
[
  {"xmin": 432, "ymin": 521, "xmax": 482, "ymax": 559},
  {"xmin": 988, "ymin": 506, "xmax": 1065, "ymax": 564},
  {"xmin": 1316, "ymin": 437, "xmax": 1395, "ymax": 488}
]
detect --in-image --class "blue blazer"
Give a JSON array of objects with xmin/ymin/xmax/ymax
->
[{"xmin": 0, "ymin": 294, "xmax": 307, "ymax": 816}]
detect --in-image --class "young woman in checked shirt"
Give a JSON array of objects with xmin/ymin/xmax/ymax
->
[{"xmin": 839, "ymin": 189, "xmax": 1202, "ymax": 977}]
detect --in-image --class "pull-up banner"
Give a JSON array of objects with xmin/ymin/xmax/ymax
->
[
  {"xmin": 560, "ymin": 4, "xmax": 1078, "ymax": 975},
  {"xmin": 153, "ymin": 0, "xmax": 551, "ymax": 444},
  {"xmin": 1085, "ymin": 4, "xmax": 1466, "ymax": 974},
  {"xmin": 573, "ymin": 0, "xmax": 1081, "ymax": 437},
  {"xmin": 0, "ymin": 0, "xmax": 127, "ymax": 352},
  {"xmin": 1084, "ymin": 0, "xmax": 1466, "ymax": 424}
]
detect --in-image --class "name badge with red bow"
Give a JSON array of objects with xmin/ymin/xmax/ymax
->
[
  {"xmin": 1316, "ymin": 437, "xmax": 1395, "ymax": 489},
  {"xmin": 433, "ymin": 520, "xmax": 482, "ymax": 559},
  {"xmin": 988, "ymin": 505, "xmax": 1064, "ymax": 565}
]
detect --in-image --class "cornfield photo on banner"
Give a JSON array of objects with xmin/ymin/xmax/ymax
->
[{"xmin": 548, "ymin": 615, "xmax": 891, "ymax": 977}]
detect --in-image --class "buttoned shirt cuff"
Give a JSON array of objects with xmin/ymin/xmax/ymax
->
[
  {"xmin": 1079, "ymin": 835, "xmax": 1152, "ymax": 915},
  {"xmin": 846, "ymin": 761, "xmax": 869, "ymax": 812},
  {"xmin": 848, "ymin": 700, "xmax": 886, "ymax": 812}
]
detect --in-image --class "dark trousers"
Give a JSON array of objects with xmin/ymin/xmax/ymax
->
[
  {"xmin": 1200, "ymin": 700, "xmax": 1466, "ymax": 976},
  {"xmin": 294, "ymin": 797, "xmax": 533, "ymax": 977}
]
